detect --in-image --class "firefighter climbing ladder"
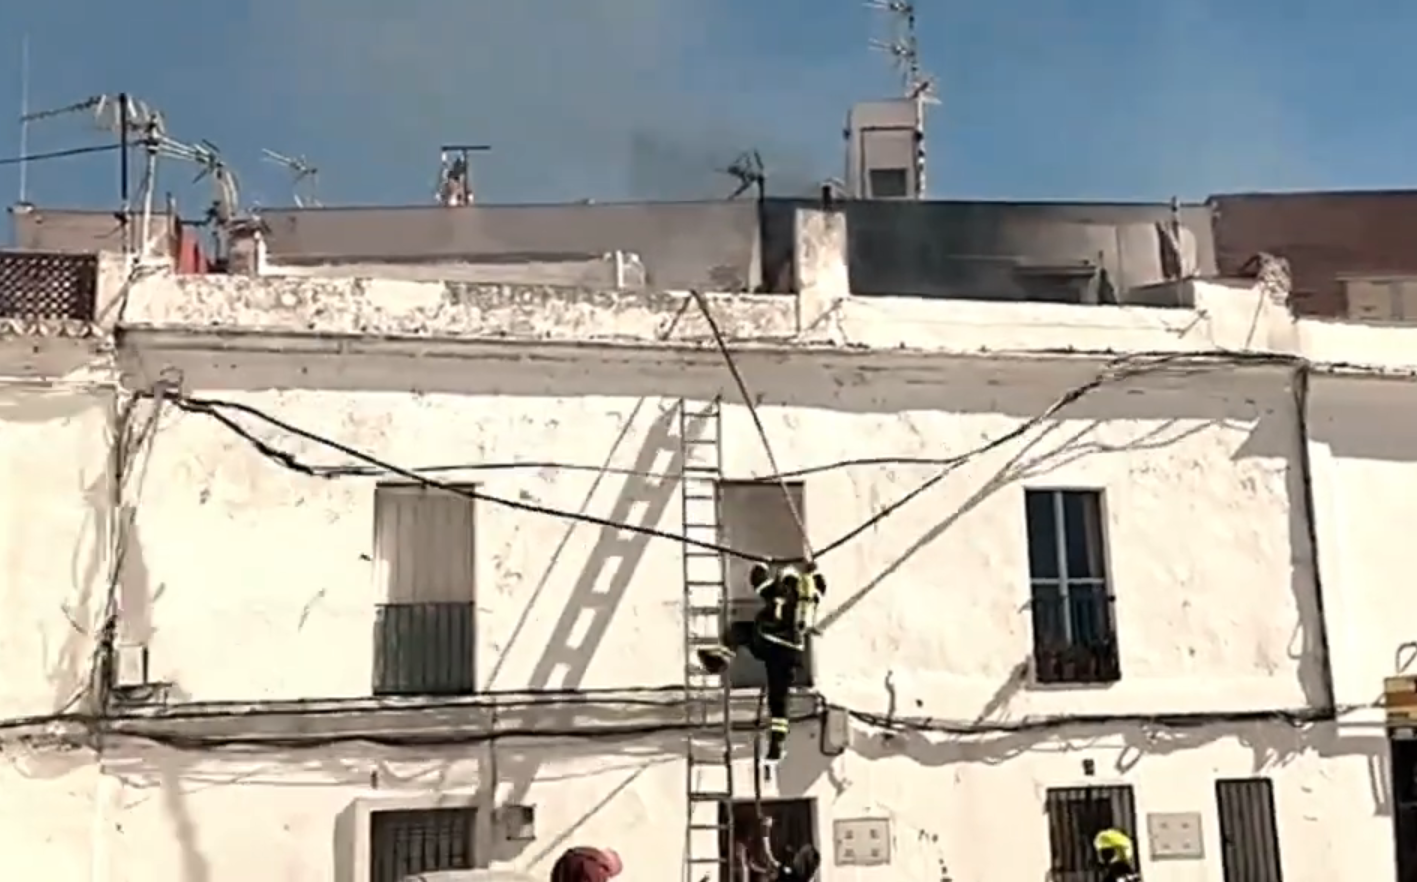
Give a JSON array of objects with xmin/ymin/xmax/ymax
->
[{"xmin": 679, "ymin": 396, "xmax": 736, "ymax": 882}]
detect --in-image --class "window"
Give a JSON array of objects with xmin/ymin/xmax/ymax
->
[
  {"xmin": 1393, "ymin": 735, "xmax": 1417, "ymax": 882},
  {"xmin": 718, "ymin": 481, "xmax": 812, "ymax": 689},
  {"xmin": 373, "ymin": 485, "xmax": 477, "ymax": 696},
  {"xmin": 868, "ymin": 167, "xmax": 909, "ymax": 198},
  {"xmin": 1215, "ymin": 778, "xmax": 1284, "ymax": 882},
  {"xmin": 720, "ymin": 798, "xmax": 817, "ymax": 882},
  {"xmin": 370, "ymin": 807, "xmax": 476, "ymax": 882},
  {"xmin": 1045, "ymin": 785, "xmax": 1136, "ymax": 882},
  {"xmin": 1025, "ymin": 489, "xmax": 1119, "ymax": 685}
]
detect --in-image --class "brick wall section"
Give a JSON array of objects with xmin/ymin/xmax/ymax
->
[{"xmin": 1210, "ymin": 190, "xmax": 1417, "ymax": 318}]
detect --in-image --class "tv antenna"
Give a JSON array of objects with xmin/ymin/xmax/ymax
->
[
  {"xmin": 866, "ymin": 0, "xmax": 937, "ymax": 194},
  {"xmin": 262, "ymin": 148, "xmax": 319, "ymax": 207},
  {"xmin": 720, "ymin": 149, "xmax": 765, "ymax": 201},
  {"xmin": 23, "ymin": 92, "xmax": 169, "ymax": 251}
]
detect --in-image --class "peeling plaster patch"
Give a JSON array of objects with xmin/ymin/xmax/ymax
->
[{"xmin": 125, "ymin": 275, "xmax": 796, "ymax": 346}]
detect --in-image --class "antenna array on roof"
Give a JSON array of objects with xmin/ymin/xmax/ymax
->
[
  {"xmin": 263, "ymin": 148, "xmax": 320, "ymax": 207},
  {"xmin": 23, "ymin": 92, "xmax": 241, "ymax": 260},
  {"xmin": 865, "ymin": 0, "xmax": 936, "ymax": 194}
]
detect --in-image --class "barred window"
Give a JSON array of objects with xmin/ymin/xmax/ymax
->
[
  {"xmin": 1045, "ymin": 785, "xmax": 1136, "ymax": 882},
  {"xmin": 372, "ymin": 485, "xmax": 477, "ymax": 696},
  {"xmin": 369, "ymin": 808, "xmax": 475, "ymax": 882},
  {"xmin": 1025, "ymin": 489, "xmax": 1120, "ymax": 685}
]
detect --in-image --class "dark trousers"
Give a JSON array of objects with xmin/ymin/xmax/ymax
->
[{"xmin": 722, "ymin": 620, "xmax": 799, "ymax": 730}]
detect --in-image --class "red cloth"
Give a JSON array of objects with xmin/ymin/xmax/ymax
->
[{"xmin": 551, "ymin": 847, "xmax": 622, "ymax": 882}]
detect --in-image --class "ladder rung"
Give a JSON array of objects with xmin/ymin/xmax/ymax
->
[
  {"xmin": 687, "ymin": 604, "xmax": 724, "ymax": 615},
  {"xmin": 689, "ymin": 791, "xmax": 730, "ymax": 801},
  {"xmin": 689, "ymin": 823, "xmax": 729, "ymax": 832},
  {"xmin": 684, "ymin": 579, "xmax": 725, "ymax": 587}
]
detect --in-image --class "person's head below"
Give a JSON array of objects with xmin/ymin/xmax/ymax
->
[
  {"xmin": 1093, "ymin": 828, "xmax": 1135, "ymax": 867},
  {"xmin": 550, "ymin": 847, "xmax": 622, "ymax": 882}
]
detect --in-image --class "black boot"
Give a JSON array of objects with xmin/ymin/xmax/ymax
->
[
  {"xmin": 766, "ymin": 731, "xmax": 785, "ymax": 761},
  {"xmin": 697, "ymin": 647, "xmax": 731, "ymax": 674}
]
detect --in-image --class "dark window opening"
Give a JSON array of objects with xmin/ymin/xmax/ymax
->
[
  {"xmin": 1026, "ymin": 489, "xmax": 1119, "ymax": 685},
  {"xmin": 1215, "ymin": 778, "xmax": 1284, "ymax": 882},
  {"xmin": 868, "ymin": 167, "xmax": 909, "ymax": 199},
  {"xmin": 719, "ymin": 798, "xmax": 817, "ymax": 882},
  {"xmin": 718, "ymin": 481, "xmax": 813, "ymax": 689},
  {"xmin": 1394, "ymin": 736, "xmax": 1417, "ymax": 882},
  {"xmin": 370, "ymin": 807, "xmax": 476, "ymax": 882},
  {"xmin": 1045, "ymin": 786, "xmax": 1136, "ymax": 882}
]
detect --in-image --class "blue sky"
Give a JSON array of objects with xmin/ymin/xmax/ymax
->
[{"xmin": 0, "ymin": 0, "xmax": 1413, "ymax": 212}]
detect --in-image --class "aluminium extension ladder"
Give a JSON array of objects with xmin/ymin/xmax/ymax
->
[{"xmin": 679, "ymin": 397, "xmax": 736, "ymax": 882}]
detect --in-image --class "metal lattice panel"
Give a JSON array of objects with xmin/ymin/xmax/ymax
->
[
  {"xmin": 370, "ymin": 808, "xmax": 475, "ymax": 882},
  {"xmin": 0, "ymin": 252, "xmax": 98, "ymax": 321}
]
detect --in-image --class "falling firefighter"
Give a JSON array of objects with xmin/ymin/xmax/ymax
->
[{"xmin": 696, "ymin": 561, "xmax": 826, "ymax": 761}]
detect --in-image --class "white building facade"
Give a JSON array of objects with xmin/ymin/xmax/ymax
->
[{"xmin": 0, "ymin": 221, "xmax": 1406, "ymax": 882}]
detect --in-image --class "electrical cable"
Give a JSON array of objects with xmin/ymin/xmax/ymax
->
[
  {"xmin": 0, "ymin": 143, "xmax": 119, "ymax": 166},
  {"xmin": 689, "ymin": 289, "xmax": 811, "ymax": 561},
  {"xmin": 162, "ymin": 394, "xmax": 778, "ymax": 563},
  {"xmin": 0, "ymin": 696, "xmax": 1366, "ymax": 750},
  {"xmin": 144, "ymin": 350, "xmax": 1279, "ymax": 567}
]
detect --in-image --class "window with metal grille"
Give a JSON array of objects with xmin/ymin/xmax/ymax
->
[
  {"xmin": 1025, "ymin": 489, "xmax": 1120, "ymax": 685},
  {"xmin": 1216, "ymin": 778, "xmax": 1284, "ymax": 882},
  {"xmin": 369, "ymin": 807, "xmax": 475, "ymax": 882},
  {"xmin": 373, "ymin": 485, "xmax": 477, "ymax": 696},
  {"xmin": 719, "ymin": 798, "xmax": 817, "ymax": 882},
  {"xmin": 1044, "ymin": 785, "xmax": 1136, "ymax": 882},
  {"xmin": 718, "ymin": 481, "xmax": 812, "ymax": 689}
]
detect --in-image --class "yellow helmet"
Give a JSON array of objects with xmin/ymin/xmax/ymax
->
[{"xmin": 1093, "ymin": 829, "xmax": 1133, "ymax": 863}]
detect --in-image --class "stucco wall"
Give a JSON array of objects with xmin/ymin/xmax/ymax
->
[
  {"xmin": 7, "ymin": 259, "xmax": 1413, "ymax": 882},
  {"xmin": 77, "ymin": 718, "xmax": 1388, "ymax": 882},
  {"xmin": 1307, "ymin": 374, "xmax": 1417, "ymax": 714},
  {"xmin": 116, "ymin": 344, "xmax": 1314, "ymax": 717},
  {"xmin": 0, "ymin": 369, "xmax": 111, "ymax": 720}
]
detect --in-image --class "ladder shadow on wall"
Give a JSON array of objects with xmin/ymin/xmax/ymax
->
[{"xmin": 489, "ymin": 401, "xmax": 697, "ymax": 860}]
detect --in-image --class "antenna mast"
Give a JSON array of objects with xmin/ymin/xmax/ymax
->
[
  {"xmin": 867, "ymin": 1, "xmax": 936, "ymax": 196},
  {"xmin": 17, "ymin": 35, "xmax": 30, "ymax": 206},
  {"xmin": 262, "ymin": 148, "xmax": 320, "ymax": 207}
]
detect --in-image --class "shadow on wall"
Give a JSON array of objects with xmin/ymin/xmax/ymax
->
[
  {"xmin": 848, "ymin": 718, "xmax": 1392, "ymax": 814},
  {"xmin": 0, "ymin": 390, "xmax": 112, "ymax": 724},
  {"xmin": 817, "ymin": 378, "xmax": 1307, "ymax": 660},
  {"xmin": 487, "ymin": 402, "xmax": 696, "ymax": 861},
  {"xmin": 1235, "ymin": 398, "xmax": 1329, "ymax": 712}
]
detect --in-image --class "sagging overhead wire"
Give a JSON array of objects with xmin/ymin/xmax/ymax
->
[
  {"xmin": 0, "ymin": 142, "xmax": 119, "ymax": 166},
  {"xmin": 147, "ymin": 351, "xmax": 1268, "ymax": 568},
  {"xmin": 687, "ymin": 289, "xmax": 812, "ymax": 561},
  {"xmin": 163, "ymin": 394, "xmax": 769, "ymax": 563}
]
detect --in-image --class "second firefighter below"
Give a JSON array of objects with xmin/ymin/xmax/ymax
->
[{"xmin": 696, "ymin": 561, "xmax": 826, "ymax": 761}]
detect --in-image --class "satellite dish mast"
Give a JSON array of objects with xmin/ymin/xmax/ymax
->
[
  {"xmin": 262, "ymin": 148, "xmax": 320, "ymax": 207},
  {"xmin": 866, "ymin": 0, "xmax": 937, "ymax": 196}
]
